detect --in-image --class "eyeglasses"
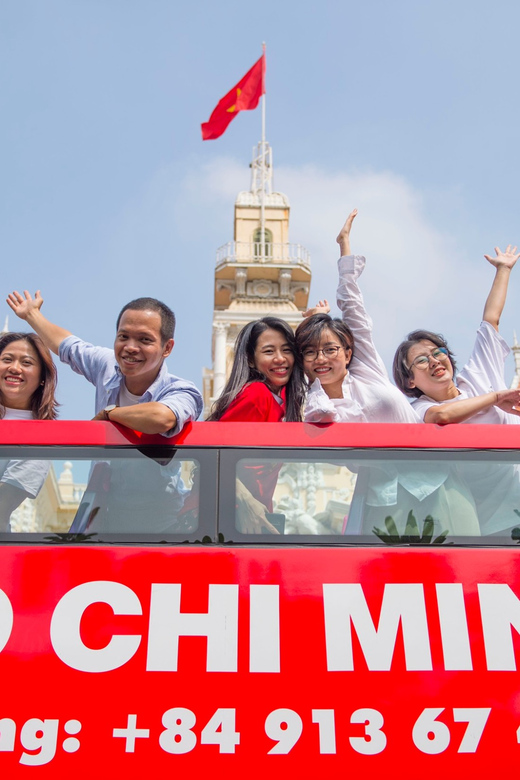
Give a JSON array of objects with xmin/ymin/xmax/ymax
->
[
  {"xmin": 302, "ymin": 345, "xmax": 345, "ymax": 362},
  {"xmin": 409, "ymin": 347, "xmax": 450, "ymax": 370}
]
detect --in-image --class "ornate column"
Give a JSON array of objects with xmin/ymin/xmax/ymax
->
[
  {"xmin": 213, "ymin": 322, "xmax": 229, "ymax": 400},
  {"xmin": 279, "ymin": 269, "xmax": 292, "ymax": 298},
  {"xmin": 235, "ymin": 268, "xmax": 247, "ymax": 297}
]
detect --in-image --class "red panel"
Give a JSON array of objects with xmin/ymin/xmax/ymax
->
[
  {"xmin": 0, "ymin": 419, "xmax": 520, "ymax": 449},
  {"xmin": 0, "ymin": 545, "xmax": 520, "ymax": 777}
]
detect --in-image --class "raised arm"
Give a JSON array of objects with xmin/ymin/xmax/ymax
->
[
  {"xmin": 335, "ymin": 209, "xmax": 388, "ymax": 377},
  {"xmin": 7, "ymin": 290, "xmax": 71, "ymax": 354},
  {"xmin": 482, "ymin": 246, "xmax": 519, "ymax": 331},
  {"xmin": 336, "ymin": 208, "xmax": 358, "ymax": 257}
]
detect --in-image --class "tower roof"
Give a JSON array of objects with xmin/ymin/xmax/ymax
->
[{"xmin": 235, "ymin": 190, "xmax": 290, "ymax": 207}]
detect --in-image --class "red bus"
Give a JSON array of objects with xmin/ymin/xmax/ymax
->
[{"xmin": 1, "ymin": 420, "xmax": 520, "ymax": 778}]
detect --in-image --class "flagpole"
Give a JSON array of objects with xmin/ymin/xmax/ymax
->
[{"xmin": 260, "ymin": 42, "xmax": 266, "ymax": 263}]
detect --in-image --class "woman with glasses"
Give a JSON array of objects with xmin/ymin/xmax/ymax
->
[
  {"xmin": 296, "ymin": 209, "xmax": 420, "ymax": 425},
  {"xmin": 393, "ymin": 246, "xmax": 520, "ymax": 425},
  {"xmin": 392, "ymin": 246, "xmax": 520, "ymax": 536},
  {"xmin": 295, "ymin": 210, "xmax": 480, "ymax": 538}
]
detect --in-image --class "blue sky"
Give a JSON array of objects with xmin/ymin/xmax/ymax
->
[{"xmin": 2, "ymin": 0, "xmax": 520, "ymax": 418}]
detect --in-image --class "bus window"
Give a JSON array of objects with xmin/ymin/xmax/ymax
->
[
  {"xmin": 219, "ymin": 449, "xmax": 520, "ymax": 545},
  {"xmin": 0, "ymin": 446, "xmax": 218, "ymax": 542}
]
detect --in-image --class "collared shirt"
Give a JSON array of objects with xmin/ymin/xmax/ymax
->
[
  {"xmin": 59, "ymin": 335, "xmax": 203, "ymax": 436},
  {"xmin": 305, "ymin": 255, "xmax": 420, "ymax": 425},
  {"xmin": 412, "ymin": 320, "xmax": 520, "ymax": 426},
  {"xmin": 304, "ymin": 255, "xmax": 448, "ymax": 507}
]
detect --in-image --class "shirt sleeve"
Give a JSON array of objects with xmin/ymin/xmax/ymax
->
[
  {"xmin": 304, "ymin": 379, "xmax": 339, "ymax": 422},
  {"xmin": 336, "ymin": 255, "xmax": 389, "ymax": 379},
  {"xmin": 154, "ymin": 380, "xmax": 204, "ymax": 436},
  {"xmin": 410, "ymin": 395, "xmax": 437, "ymax": 422},
  {"xmin": 59, "ymin": 335, "xmax": 114, "ymax": 386},
  {"xmin": 219, "ymin": 383, "xmax": 283, "ymax": 422},
  {"xmin": 458, "ymin": 321, "xmax": 510, "ymax": 394},
  {"xmin": 1, "ymin": 460, "xmax": 50, "ymax": 498}
]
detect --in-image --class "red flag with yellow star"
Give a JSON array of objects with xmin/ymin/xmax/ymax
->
[{"xmin": 201, "ymin": 54, "xmax": 265, "ymax": 140}]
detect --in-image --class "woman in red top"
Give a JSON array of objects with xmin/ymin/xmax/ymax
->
[
  {"xmin": 208, "ymin": 316, "xmax": 305, "ymax": 424},
  {"xmin": 208, "ymin": 317, "xmax": 306, "ymax": 533}
]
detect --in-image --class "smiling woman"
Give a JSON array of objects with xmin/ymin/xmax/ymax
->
[
  {"xmin": 295, "ymin": 209, "xmax": 419, "ymax": 425},
  {"xmin": 392, "ymin": 246, "xmax": 520, "ymax": 535},
  {"xmin": 207, "ymin": 317, "xmax": 305, "ymax": 424},
  {"xmin": 393, "ymin": 245, "xmax": 520, "ymax": 426},
  {"xmin": 0, "ymin": 332, "xmax": 58, "ymax": 420},
  {"xmin": 0, "ymin": 331, "xmax": 58, "ymax": 531},
  {"xmin": 207, "ymin": 317, "xmax": 306, "ymax": 535}
]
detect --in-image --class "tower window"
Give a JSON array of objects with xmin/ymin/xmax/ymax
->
[{"xmin": 253, "ymin": 227, "xmax": 273, "ymax": 258}]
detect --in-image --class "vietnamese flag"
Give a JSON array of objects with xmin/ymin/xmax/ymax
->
[{"xmin": 201, "ymin": 54, "xmax": 265, "ymax": 141}]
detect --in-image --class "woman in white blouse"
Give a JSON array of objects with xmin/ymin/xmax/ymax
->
[
  {"xmin": 393, "ymin": 245, "xmax": 520, "ymax": 535},
  {"xmin": 295, "ymin": 210, "xmax": 480, "ymax": 538}
]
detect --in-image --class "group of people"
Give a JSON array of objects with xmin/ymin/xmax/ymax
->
[{"xmin": 1, "ymin": 209, "xmax": 520, "ymax": 535}]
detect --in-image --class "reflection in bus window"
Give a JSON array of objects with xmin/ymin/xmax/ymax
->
[
  {"xmin": 72, "ymin": 456, "xmax": 199, "ymax": 534},
  {"xmin": 6, "ymin": 455, "xmax": 201, "ymax": 536},
  {"xmin": 232, "ymin": 455, "xmax": 520, "ymax": 540},
  {"xmin": 353, "ymin": 462, "xmax": 479, "ymax": 538},
  {"xmin": 10, "ymin": 461, "xmax": 86, "ymax": 533}
]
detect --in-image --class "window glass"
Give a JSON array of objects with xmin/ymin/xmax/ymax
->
[
  {"xmin": 0, "ymin": 447, "xmax": 217, "ymax": 542},
  {"xmin": 219, "ymin": 449, "xmax": 520, "ymax": 545}
]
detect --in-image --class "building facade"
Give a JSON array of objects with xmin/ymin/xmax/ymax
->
[{"xmin": 203, "ymin": 141, "xmax": 311, "ymax": 416}]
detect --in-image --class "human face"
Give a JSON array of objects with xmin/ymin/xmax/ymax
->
[
  {"xmin": 252, "ymin": 328, "xmax": 295, "ymax": 393},
  {"xmin": 114, "ymin": 309, "xmax": 173, "ymax": 395},
  {"xmin": 0, "ymin": 340, "xmax": 42, "ymax": 410},
  {"xmin": 406, "ymin": 339, "xmax": 456, "ymax": 401},
  {"xmin": 303, "ymin": 327, "xmax": 351, "ymax": 399}
]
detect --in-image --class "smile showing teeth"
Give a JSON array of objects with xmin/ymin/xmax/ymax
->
[{"xmin": 4, "ymin": 376, "xmax": 22, "ymax": 384}]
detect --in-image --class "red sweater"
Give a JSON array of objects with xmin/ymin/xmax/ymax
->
[
  {"xmin": 220, "ymin": 382, "xmax": 284, "ymax": 512},
  {"xmin": 220, "ymin": 382, "xmax": 285, "ymax": 422}
]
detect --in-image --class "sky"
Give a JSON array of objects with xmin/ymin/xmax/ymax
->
[{"xmin": 2, "ymin": 0, "xmax": 520, "ymax": 419}]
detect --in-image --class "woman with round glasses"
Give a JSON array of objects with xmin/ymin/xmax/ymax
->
[
  {"xmin": 393, "ymin": 246, "xmax": 520, "ymax": 425},
  {"xmin": 393, "ymin": 246, "xmax": 520, "ymax": 535}
]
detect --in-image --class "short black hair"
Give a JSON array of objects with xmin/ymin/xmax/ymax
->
[
  {"xmin": 116, "ymin": 298, "xmax": 175, "ymax": 344},
  {"xmin": 295, "ymin": 313, "xmax": 354, "ymax": 361},
  {"xmin": 393, "ymin": 329, "xmax": 457, "ymax": 398}
]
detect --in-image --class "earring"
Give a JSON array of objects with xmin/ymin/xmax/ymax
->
[{"xmin": 40, "ymin": 381, "xmax": 45, "ymax": 386}]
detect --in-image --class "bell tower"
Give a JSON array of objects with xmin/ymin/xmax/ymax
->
[{"xmin": 203, "ymin": 141, "xmax": 311, "ymax": 415}]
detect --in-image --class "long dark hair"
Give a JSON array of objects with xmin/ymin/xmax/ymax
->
[
  {"xmin": 0, "ymin": 332, "xmax": 58, "ymax": 419},
  {"xmin": 393, "ymin": 329, "xmax": 457, "ymax": 398},
  {"xmin": 207, "ymin": 317, "xmax": 305, "ymax": 422}
]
